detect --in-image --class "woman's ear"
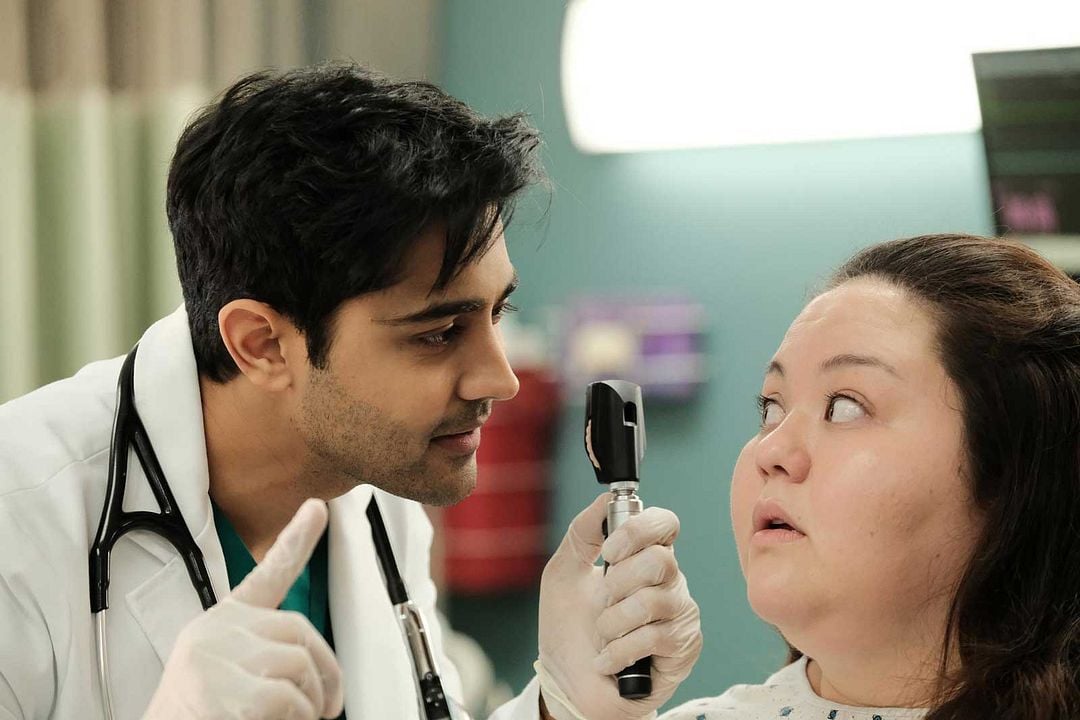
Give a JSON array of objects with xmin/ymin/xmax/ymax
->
[{"xmin": 217, "ymin": 300, "xmax": 304, "ymax": 392}]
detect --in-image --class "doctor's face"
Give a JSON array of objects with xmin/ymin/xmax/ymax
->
[
  {"xmin": 729, "ymin": 278, "xmax": 982, "ymax": 662},
  {"xmin": 294, "ymin": 225, "xmax": 520, "ymax": 505}
]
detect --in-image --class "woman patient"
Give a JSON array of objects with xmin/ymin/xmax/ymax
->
[{"xmin": 663, "ymin": 234, "xmax": 1080, "ymax": 719}]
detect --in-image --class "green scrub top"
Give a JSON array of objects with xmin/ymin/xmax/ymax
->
[{"xmin": 211, "ymin": 502, "xmax": 331, "ymax": 641}]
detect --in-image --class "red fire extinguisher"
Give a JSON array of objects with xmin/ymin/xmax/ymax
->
[{"xmin": 443, "ymin": 368, "xmax": 560, "ymax": 593}]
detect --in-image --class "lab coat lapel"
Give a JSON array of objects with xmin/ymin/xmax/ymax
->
[
  {"xmin": 106, "ymin": 308, "xmax": 423, "ymax": 716},
  {"xmin": 329, "ymin": 485, "xmax": 422, "ymax": 718},
  {"xmin": 114, "ymin": 309, "xmax": 230, "ymax": 665}
]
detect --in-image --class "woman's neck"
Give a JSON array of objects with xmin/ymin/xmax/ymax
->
[
  {"xmin": 805, "ymin": 654, "xmax": 939, "ymax": 709},
  {"xmin": 786, "ymin": 582, "xmax": 959, "ymax": 709}
]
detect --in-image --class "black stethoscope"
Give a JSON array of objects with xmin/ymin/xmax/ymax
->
[{"xmin": 89, "ymin": 344, "xmax": 461, "ymax": 720}]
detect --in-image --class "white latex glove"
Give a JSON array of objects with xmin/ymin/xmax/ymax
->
[
  {"xmin": 143, "ymin": 499, "xmax": 344, "ymax": 720},
  {"xmin": 537, "ymin": 494, "xmax": 702, "ymax": 720}
]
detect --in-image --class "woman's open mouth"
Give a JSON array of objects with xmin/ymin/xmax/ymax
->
[
  {"xmin": 751, "ymin": 498, "xmax": 806, "ymax": 544},
  {"xmin": 753, "ymin": 521, "xmax": 805, "ymax": 544}
]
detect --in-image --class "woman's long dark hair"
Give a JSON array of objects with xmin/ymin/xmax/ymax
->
[{"xmin": 821, "ymin": 234, "xmax": 1080, "ymax": 718}]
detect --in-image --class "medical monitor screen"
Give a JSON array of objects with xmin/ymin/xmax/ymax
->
[{"xmin": 974, "ymin": 46, "xmax": 1080, "ymax": 280}]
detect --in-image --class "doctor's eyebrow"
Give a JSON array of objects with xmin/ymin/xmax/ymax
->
[
  {"xmin": 766, "ymin": 354, "xmax": 901, "ymax": 378},
  {"xmin": 378, "ymin": 274, "xmax": 519, "ymax": 326}
]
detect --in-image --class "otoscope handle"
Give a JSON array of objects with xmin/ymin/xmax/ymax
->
[
  {"xmin": 604, "ymin": 496, "xmax": 653, "ymax": 699},
  {"xmin": 417, "ymin": 671, "xmax": 451, "ymax": 719},
  {"xmin": 617, "ymin": 657, "xmax": 652, "ymax": 699}
]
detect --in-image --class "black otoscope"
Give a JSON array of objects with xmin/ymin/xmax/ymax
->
[
  {"xmin": 584, "ymin": 380, "xmax": 652, "ymax": 699},
  {"xmin": 367, "ymin": 498, "xmax": 453, "ymax": 720}
]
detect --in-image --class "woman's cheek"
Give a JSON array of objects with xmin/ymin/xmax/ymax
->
[{"xmin": 730, "ymin": 437, "xmax": 760, "ymax": 572}]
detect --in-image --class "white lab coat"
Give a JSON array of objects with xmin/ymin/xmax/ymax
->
[{"xmin": 0, "ymin": 308, "xmax": 541, "ymax": 720}]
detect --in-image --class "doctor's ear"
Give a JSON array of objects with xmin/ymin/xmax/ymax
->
[{"xmin": 217, "ymin": 300, "xmax": 305, "ymax": 392}]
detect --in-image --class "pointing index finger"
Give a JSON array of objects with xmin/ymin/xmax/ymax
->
[{"xmin": 231, "ymin": 498, "xmax": 329, "ymax": 608}]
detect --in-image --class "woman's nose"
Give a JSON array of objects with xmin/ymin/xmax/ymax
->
[{"xmin": 754, "ymin": 414, "xmax": 811, "ymax": 483}]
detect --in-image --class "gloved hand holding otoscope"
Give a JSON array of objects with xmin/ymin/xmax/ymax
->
[
  {"xmin": 365, "ymin": 375, "xmax": 699, "ymax": 720},
  {"xmin": 584, "ymin": 380, "xmax": 652, "ymax": 700}
]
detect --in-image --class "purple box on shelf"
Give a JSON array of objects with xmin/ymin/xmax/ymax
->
[{"xmin": 559, "ymin": 296, "xmax": 707, "ymax": 401}]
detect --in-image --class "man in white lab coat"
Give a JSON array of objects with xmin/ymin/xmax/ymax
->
[{"xmin": 0, "ymin": 63, "xmax": 701, "ymax": 720}]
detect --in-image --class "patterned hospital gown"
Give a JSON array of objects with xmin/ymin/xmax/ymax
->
[{"xmin": 659, "ymin": 657, "xmax": 927, "ymax": 720}]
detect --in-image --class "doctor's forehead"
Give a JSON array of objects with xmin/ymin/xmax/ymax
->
[
  {"xmin": 353, "ymin": 231, "xmax": 515, "ymax": 327},
  {"xmin": 392, "ymin": 221, "xmax": 511, "ymax": 294}
]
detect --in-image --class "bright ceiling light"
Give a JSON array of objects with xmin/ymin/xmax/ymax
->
[{"xmin": 561, "ymin": 0, "xmax": 1080, "ymax": 153}]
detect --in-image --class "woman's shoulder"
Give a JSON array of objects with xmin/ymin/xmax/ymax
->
[
  {"xmin": 659, "ymin": 659, "xmax": 808, "ymax": 719},
  {"xmin": 659, "ymin": 657, "xmax": 927, "ymax": 720}
]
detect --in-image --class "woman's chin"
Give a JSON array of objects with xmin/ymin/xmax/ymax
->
[{"xmin": 745, "ymin": 570, "xmax": 810, "ymax": 630}]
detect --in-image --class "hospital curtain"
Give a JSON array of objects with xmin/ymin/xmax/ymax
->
[{"xmin": 0, "ymin": 0, "xmax": 438, "ymax": 403}]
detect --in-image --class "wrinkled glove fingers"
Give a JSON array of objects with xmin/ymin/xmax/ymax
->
[
  {"xmin": 650, "ymin": 623, "xmax": 705, "ymax": 680},
  {"xmin": 595, "ymin": 583, "xmax": 687, "ymax": 645},
  {"xmin": 251, "ymin": 610, "xmax": 344, "ymax": 717},
  {"xmin": 603, "ymin": 544, "xmax": 679, "ymax": 604},
  {"xmin": 594, "ymin": 617, "xmax": 698, "ymax": 676},
  {"xmin": 250, "ymin": 676, "xmax": 321, "ymax": 720},
  {"xmin": 238, "ymin": 638, "xmax": 326, "ymax": 718},
  {"xmin": 601, "ymin": 507, "xmax": 680, "ymax": 564}
]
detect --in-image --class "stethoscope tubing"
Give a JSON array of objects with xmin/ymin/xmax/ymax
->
[
  {"xmin": 89, "ymin": 345, "xmax": 217, "ymax": 616},
  {"xmin": 90, "ymin": 345, "xmax": 217, "ymax": 720}
]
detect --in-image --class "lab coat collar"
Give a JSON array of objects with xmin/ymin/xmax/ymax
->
[
  {"xmin": 123, "ymin": 308, "xmax": 230, "ymax": 626},
  {"xmin": 328, "ymin": 485, "xmax": 422, "ymax": 718},
  {"xmin": 118, "ymin": 309, "xmax": 424, "ymax": 717},
  {"xmin": 130, "ymin": 308, "xmax": 214, "ymax": 544}
]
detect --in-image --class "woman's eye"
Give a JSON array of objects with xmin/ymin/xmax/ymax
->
[
  {"xmin": 758, "ymin": 396, "xmax": 785, "ymax": 427},
  {"xmin": 826, "ymin": 394, "xmax": 866, "ymax": 423}
]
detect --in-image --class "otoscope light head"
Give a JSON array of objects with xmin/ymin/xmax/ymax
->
[{"xmin": 585, "ymin": 380, "xmax": 645, "ymax": 486}]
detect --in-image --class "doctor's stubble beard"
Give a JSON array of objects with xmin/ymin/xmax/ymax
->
[{"xmin": 296, "ymin": 366, "xmax": 490, "ymax": 506}]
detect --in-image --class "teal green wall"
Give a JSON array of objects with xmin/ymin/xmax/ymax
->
[{"xmin": 439, "ymin": 1, "xmax": 994, "ymax": 711}]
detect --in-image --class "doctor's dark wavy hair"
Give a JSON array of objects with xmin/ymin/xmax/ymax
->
[
  {"xmin": 790, "ymin": 234, "xmax": 1080, "ymax": 718},
  {"xmin": 166, "ymin": 62, "xmax": 543, "ymax": 382}
]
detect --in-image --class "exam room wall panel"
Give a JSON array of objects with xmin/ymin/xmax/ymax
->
[{"xmin": 438, "ymin": 0, "xmax": 995, "ymax": 709}]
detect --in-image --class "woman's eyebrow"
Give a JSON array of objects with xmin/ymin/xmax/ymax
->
[
  {"xmin": 820, "ymin": 353, "xmax": 901, "ymax": 378},
  {"xmin": 765, "ymin": 354, "xmax": 901, "ymax": 379}
]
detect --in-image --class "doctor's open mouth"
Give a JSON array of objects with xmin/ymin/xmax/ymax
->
[{"xmin": 430, "ymin": 426, "xmax": 482, "ymax": 454}]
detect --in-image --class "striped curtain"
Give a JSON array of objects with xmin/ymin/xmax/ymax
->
[{"xmin": 0, "ymin": 0, "xmax": 438, "ymax": 402}]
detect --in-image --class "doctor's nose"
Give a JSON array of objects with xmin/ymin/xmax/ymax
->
[
  {"xmin": 754, "ymin": 414, "xmax": 810, "ymax": 485},
  {"xmin": 458, "ymin": 325, "xmax": 520, "ymax": 402}
]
